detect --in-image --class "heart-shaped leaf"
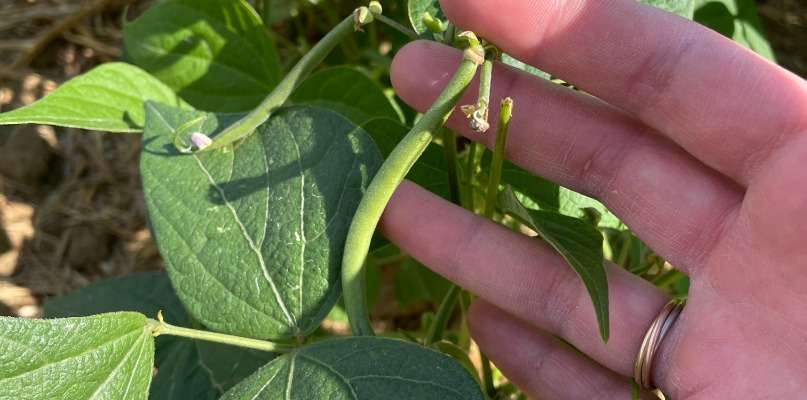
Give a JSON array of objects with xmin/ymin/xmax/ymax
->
[
  {"xmin": 43, "ymin": 272, "xmax": 275, "ymax": 399},
  {"xmin": 291, "ymin": 66, "xmax": 403, "ymax": 126},
  {"xmin": 0, "ymin": 313, "xmax": 154, "ymax": 400},
  {"xmin": 0, "ymin": 63, "xmax": 183, "ymax": 132},
  {"xmin": 141, "ymin": 103, "xmax": 382, "ymax": 340},
  {"xmin": 499, "ymin": 187, "xmax": 610, "ymax": 341},
  {"xmin": 221, "ymin": 336, "xmax": 485, "ymax": 399},
  {"xmin": 123, "ymin": 0, "xmax": 281, "ymax": 112},
  {"xmin": 408, "ymin": 0, "xmax": 446, "ymax": 36}
]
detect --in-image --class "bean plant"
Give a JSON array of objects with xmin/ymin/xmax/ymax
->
[{"xmin": 0, "ymin": 0, "xmax": 772, "ymax": 399}]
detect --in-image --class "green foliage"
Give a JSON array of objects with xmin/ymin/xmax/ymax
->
[
  {"xmin": 291, "ymin": 66, "xmax": 404, "ymax": 125},
  {"xmin": 0, "ymin": 313, "xmax": 154, "ymax": 400},
  {"xmin": 123, "ymin": 0, "xmax": 281, "ymax": 112},
  {"xmin": 140, "ymin": 102, "xmax": 382, "ymax": 340},
  {"xmin": 407, "ymin": 0, "xmax": 446, "ymax": 36},
  {"xmin": 221, "ymin": 337, "xmax": 484, "ymax": 399},
  {"xmin": 363, "ymin": 117, "xmax": 452, "ymax": 199},
  {"xmin": 642, "ymin": 0, "xmax": 696, "ymax": 18},
  {"xmin": 694, "ymin": 0, "xmax": 775, "ymax": 60},
  {"xmin": 499, "ymin": 187, "xmax": 610, "ymax": 341},
  {"xmin": 0, "ymin": 63, "xmax": 183, "ymax": 132},
  {"xmin": 43, "ymin": 273, "xmax": 275, "ymax": 399}
]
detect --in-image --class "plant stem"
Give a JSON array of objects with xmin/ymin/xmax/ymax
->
[
  {"xmin": 483, "ymin": 98, "xmax": 514, "ymax": 218},
  {"xmin": 442, "ymin": 128, "xmax": 462, "ymax": 205},
  {"xmin": 198, "ymin": 9, "xmax": 368, "ymax": 152},
  {"xmin": 342, "ymin": 56, "xmax": 481, "ymax": 337},
  {"xmin": 425, "ymin": 284, "xmax": 460, "ymax": 345},
  {"xmin": 375, "ymin": 14, "xmax": 419, "ymax": 40},
  {"xmin": 473, "ymin": 98, "xmax": 514, "ymax": 400},
  {"xmin": 481, "ymin": 352, "xmax": 496, "ymax": 398},
  {"xmin": 148, "ymin": 313, "xmax": 292, "ymax": 353}
]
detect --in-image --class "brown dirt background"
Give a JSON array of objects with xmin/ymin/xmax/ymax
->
[{"xmin": 0, "ymin": 0, "xmax": 805, "ymax": 318}]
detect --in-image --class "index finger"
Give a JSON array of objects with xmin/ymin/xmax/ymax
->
[{"xmin": 440, "ymin": 0, "xmax": 807, "ymax": 185}]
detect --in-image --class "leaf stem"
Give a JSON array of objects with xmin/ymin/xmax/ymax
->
[
  {"xmin": 148, "ymin": 312, "xmax": 293, "ymax": 353},
  {"xmin": 424, "ymin": 284, "xmax": 460, "ymax": 346},
  {"xmin": 375, "ymin": 14, "xmax": 419, "ymax": 40},
  {"xmin": 199, "ymin": 8, "xmax": 371, "ymax": 152},
  {"xmin": 342, "ymin": 52, "xmax": 482, "ymax": 337},
  {"xmin": 481, "ymin": 352, "xmax": 496, "ymax": 398},
  {"xmin": 442, "ymin": 128, "xmax": 462, "ymax": 205},
  {"xmin": 483, "ymin": 98, "xmax": 514, "ymax": 218}
]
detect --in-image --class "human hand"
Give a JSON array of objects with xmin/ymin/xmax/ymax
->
[{"xmin": 380, "ymin": 0, "xmax": 807, "ymax": 398}]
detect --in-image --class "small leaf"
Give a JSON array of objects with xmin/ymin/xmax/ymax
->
[
  {"xmin": 221, "ymin": 336, "xmax": 485, "ymax": 399},
  {"xmin": 559, "ymin": 187, "xmax": 623, "ymax": 229},
  {"xmin": 641, "ymin": 0, "xmax": 696, "ymax": 19},
  {"xmin": 141, "ymin": 103, "xmax": 382, "ymax": 340},
  {"xmin": 0, "ymin": 63, "xmax": 183, "ymax": 132},
  {"xmin": 499, "ymin": 187, "xmax": 610, "ymax": 341},
  {"xmin": 123, "ymin": 0, "xmax": 281, "ymax": 112},
  {"xmin": 0, "ymin": 313, "xmax": 155, "ymax": 400},
  {"xmin": 291, "ymin": 66, "xmax": 404, "ymax": 125},
  {"xmin": 408, "ymin": 0, "xmax": 446, "ymax": 36}
]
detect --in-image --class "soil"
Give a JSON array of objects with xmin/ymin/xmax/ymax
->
[{"xmin": 0, "ymin": 0, "xmax": 805, "ymax": 318}]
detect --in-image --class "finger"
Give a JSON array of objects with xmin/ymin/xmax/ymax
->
[
  {"xmin": 391, "ymin": 41, "xmax": 742, "ymax": 273},
  {"xmin": 380, "ymin": 181, "xmax": 670, "ymax": 376},
  {"xmin": 469, "ymin": 301, "xmax": 659, "ymax": 400},
  {"xmin": 440, "ymin": 0, "xmax": 807, "ymax": 185}
]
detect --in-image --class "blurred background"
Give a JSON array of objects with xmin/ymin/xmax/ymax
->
[{"xmin": 0, "ymin": 0, "xmax": 804, "ymax": 324}]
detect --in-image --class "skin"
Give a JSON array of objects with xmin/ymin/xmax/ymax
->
[{"xmin": 380, "ymin": 0, "xmax": 807, "ymax": 398}]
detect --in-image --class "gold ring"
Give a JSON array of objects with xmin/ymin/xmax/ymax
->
[{"xmin": 634, "ymin": 298, "xmax": 685, "ymax": 391}]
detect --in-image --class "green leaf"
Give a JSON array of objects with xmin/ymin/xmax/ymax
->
[
  {"xmin": 42, "ymin": 272, "xmax": 273, "ymax": 399},
  {"xmin": 499, "ymin": 187, "xmax": 610, "ymax": 341},
  {"xmin": 0, "ymin": 63, "xmax": 183, "ymax": 133},
  {"xmin": 694, "ymin": 0, "xmax": 775, "ymax": 60},
  {"xmin": 501, "ymin": 53, "xmax": 553, "ymax": 81},
  {"xmin": 641, "ymin": 0, "xmax": 696, "ymax": 19},
  {"xmin": 362, "ymin": 117, "xmax": 452, "ymax": 199},
  {"xmin": 395, "ymin": 257, "xmax": 451, "ymax": 311},
  {"xmin": 559, "ymin": 187, "xmax": 622, "ymax": 229},
  {"xmin": 141, "ymin": 103, "xmax": 382, "ymax": 340},
  {"xmin": 44, "ymin": 271, "xmax": 188, "ymax": 326},
  {"xmin": 408, "ymin": 0, "xmax": 446, "ymax": 35},
  {"xmin": 221, "ymin": 336, "xmax": 485, "ymax": 399},
  {"xmin": 481, "ymin": 152, "xmax": 560, "ymax": 210},
  {"xmin": 123, "ymin": 0, "xmax": 281, "ymax": 112},
  {"xmin": 150, "ymin": 339, "xmax": 277, "ymax": 399},
  {"xmin": 291, "ymin": 66, "xmax": 404, "ymax": 125},
  {"xmin": 263, "ymin": 0, "xmax": 299, "ymax": 24},
  {"xmin": 0, "ymin": 313, "xmax": 154, "ymax": 400}
]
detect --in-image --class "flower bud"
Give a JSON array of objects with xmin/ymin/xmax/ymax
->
[
  {"xmin": 368, "ymin": 1, "xmax": 382, "ymax": 16},
  {"xmin": 190, "ymin": 132, "xmax": 213, "ymax": 150},
  {"xmin": 354, "ymin": 6, "xmax": 374, "ymax": 31}
]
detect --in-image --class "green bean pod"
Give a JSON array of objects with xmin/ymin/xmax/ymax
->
[{"xmin": 342, "ymin": 55, "xmax": 481, "ymax": 336}]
